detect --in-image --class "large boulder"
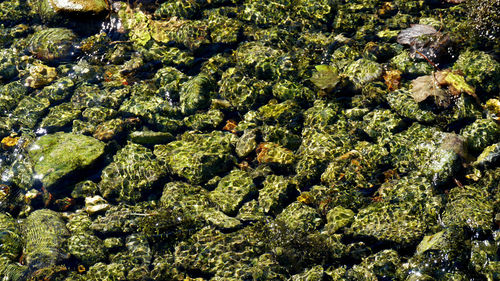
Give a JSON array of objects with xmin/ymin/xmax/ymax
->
[{"xmin": 28, "ymin": 132, "xmax": 105, "ymax": 189}]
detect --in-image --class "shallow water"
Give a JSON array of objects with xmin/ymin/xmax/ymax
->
[{"xmin": 0, "ymin": 0, "xmax": 499, "ymax": 280}]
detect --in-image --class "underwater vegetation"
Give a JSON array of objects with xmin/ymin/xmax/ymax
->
[{"xmin": 0, "ymin": 0, "xmax": 499, "ymax": 280}]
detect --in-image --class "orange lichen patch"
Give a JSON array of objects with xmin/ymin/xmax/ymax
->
[
  {"xmin": 383, "ymin": 69, "xmax": 402, "ymax": 91},
  {"xmin": 1, "ymin": 136, "xmax": 20, "ymax": 149},
  {"xmin": 222, "ymin": 119, "xmax": 238, "ymax": 133},
  {"xmin": 297, "ymin": 192, "xmax": 314, "ymax": 205}
]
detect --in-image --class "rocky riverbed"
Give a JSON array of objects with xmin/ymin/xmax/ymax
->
[{"xmin": 0, "ymin": 0, "xmax": 499, "ymax": 280}]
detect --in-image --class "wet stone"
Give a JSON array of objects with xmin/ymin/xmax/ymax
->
[
  {"xmin": 47, "ymin": 0, "xmax": 108, "ymax": 14},
  {"xmin": 129, "ymin": 130, "xmax": 174, "ymax": 145},
  {"xmin": 99, "ymin": 142, "xmax": 166, "ymax": 203},
  {"xmin": 174, "ymin": 226, "xmax": 260, "ymax": 278},
  {"xmin": 344, "ymin": 58, "xmax": 383, "ymax": 88},
  {"xmin": 28, "ymin": 132, "xmax": 105, "ymax": 189},
  {"xmin": 65, "ymin": 210, "xmax": 92, "ymax": 234},
  {"xmin": 36, "ymin": 77, "xmax": 75, "ymax": 103},
  {"xmin": 441, "ymin": 185, "xmax": 493, "ymax": 233},
  {"xmin": 39, "ymin": 102, "xmax": 81, "ymax": 132},
  {"xmin": 362, "ymin": 109, "xmax": 405, "ymax": 142},
  {"xmin": 85, "ymin": 195, "xmax": 110, "ymax": 215},
  {"xmin": 386, "ymin": 89, "xmax": 438, "ymax": 124},
  {"xmin": 258, "ymin": 175, "xmax": 296, "ymax": 215},
  {"xmin": 236, "ymin": 200, "xmax": 266, "ymax": 222},
  {"xmin": 325, "ymin": 206, "xmax": 355, "ymax": 234},
  {"xmin": 474, "ymin": 143, "xmax": 500, "ymax": 168},
  {"xmin": 236, "ymin": 129, "xmax": 258, "ymax": 158},
  {"xmin": 290, "ymin": 265, "xmax": 325, "ymax": 281},
  {"xmin": 160, "ymin": 181, "xmax": 212, "ymax": 216},
  {"xmin": 202, "ymin": 208, "xmax": 242, "ymax": 230},
  {"xmin": 461, "ymin": 118, "xmax": 500, "ymax": 154},
  {"xmin": 208, "ymin": 169, "xmax": 257, "ymax": 216},
  {"xmin": 0, "ymin": 212, "xmax": 22, "ymax": 261},
  {"xmin": 183, "ymin": 109, "xmax": 224, "ymax": 131},
  {"xmin": 90, "ymin": 205, "xmax": 147, "ymax": 234},
  {"xmin": 12, "ymin": 96, "xmax": 51, "ymax": 129},
  {"xmin": 154, "ymin": 131, "xmax": 236, "ymax": 184},
  {"xmin": 22, "ymin": 209, "xmax": 70, "ymax": 271},
  {"xmin": 388, "ymin": 123, "xmax": 462, "ymax": 185},
  {"xmin": 179, "ymin": 72, "xmax": 216, "ymax": 115},
  {"xmin": 0, "ymin": 49, "xmax": 18, "ymax": 82},
  {"xmin": 27, "ymin": 28, "xmax": 77, "ymax": 62},
  {"xmin": 347, "ymin": 200, "xmax": 435, "ymax": 246},
  {"xmin": 0, "ymin": 81, "xmax": 26, "ymax": 113},
  {"xmin": 256, "ymin": 142, "xmax": 295, "ymax": 168},
  {"xmin": 86, "ymin": 262, "xmax": 126, "ymax": 281},
  {"xmin": 275, "ymin": 202, "xmax": 321, "ymax": 233},
  {"xmin": 67, "ymin": 232, "xmax": 106, "ymax": 267}
]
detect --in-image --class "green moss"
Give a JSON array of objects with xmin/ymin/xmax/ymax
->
[{"xmin": 28, "ymin": 132, "xmax": 105, "ymax": 189}]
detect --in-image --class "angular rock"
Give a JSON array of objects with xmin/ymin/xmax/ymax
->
[
  {"xmin": 154, "ymin": 131, "xmax": 235, "ymax": 184},
  {"xmin": 258, "ymin": 175, "xmax": 296, "ymax": 215},
  {"xmin": 28, "ymin": 132, "xmax": 105, "ymax": 189},
  {"xmin": 67, "ymin": 232, "xmax": 106, "ymax": 267},
  {"xmin": 99, "ymin": 142, "xmax": 166, "ymax": 203},
  {"xmin": 208, "ymin": 169, "xmax": 257, "ymax": 215}
]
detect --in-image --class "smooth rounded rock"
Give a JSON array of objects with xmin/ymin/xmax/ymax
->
[{"xmin": 49, "ymin": 0, "xmax": 108, "ymax": 14}]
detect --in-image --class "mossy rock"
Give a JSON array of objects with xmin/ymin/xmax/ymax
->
[
  {"xmin": 99, "ymin": 142, "xmax": 166, "ymax": 203},
  {"xmin": 28, "ymin": 132, "xmax": 105, "ymax": 189},
  {"xmin": 22, "ymin": 209, "xmax": 70, "ymax": 271},
  {"xmin": 154, "ymin": 131, "xmax": 236, "ymax": 184},
  {"xmin": 208, "ymin": 169, "xmax": 257, "ymax": 216}
]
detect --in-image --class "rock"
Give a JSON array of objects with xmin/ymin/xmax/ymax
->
[
  {"xmin": 28, "ymin": 132, "xmax": 105, "ymax": 189},
  {"xmin": 474, "ymin": 143, "xmax": 500, "ymax": 168},
  {"xmin": 258, "ymin": 175, "xmax": 296, "ymax": 215},
  {"xmin": 129, "ymin": 131, "xmax": 174, "ymax": 145},
  {"xmin": 99, "ymin": 142, "xmax": 166, "ymax": 203},
  {"xmin": 39, "ymin": 102, "xmax": 81, "ymax": 132},
  {"xmin": 236, "ymin": 129, "xmax": 258, "ymax": 158},
  {"xmin": 24, "ymin": 63, "xmax": 57, "ymax": 88},
  {"xmin": 22, "ymin": 209, "xmax": 70, "ymax": 271},
  {"xmin": 67, "ymin": 232, "xmax": 106, "ymax": 267},
  {"xmin": 441, "ymin": 185, "xmax": 493, "ymax": 232},
  {"xmin": 179, "ymin": 72, "xmax": 215, "ymax": 115},
  {"xmin": 27, "ymin": 28, "xmax": 78, "ymax": 63},
  {"xmin": 325, "ymin": 206, "xmax": 355, "ymax": 234},
  {"xmin": 461, "ymin": 118, "xmax": 500, "ymax": 153},
  {"xmin": 85, "ymin": 195, "xmax": 110, "ymax": 215},
  {"xmin": 154, "ymin": 131, "xmax": 236, "ymax": 184},
  {"xmin": 275, "ymin": 202, "xmax": 321, "ymax": 232},
  {"xmin": 0, "ymin": 212, "xmax": 22, "ymax": 261},
  {"xmin": 208, "ymin": 169, "xmax": 257, "ymax": 216},
  {"xmin": 49, "ymin": 0, "xmax": 108, "ymax": 14},
  {"xmin": 12, "ymin": 96, "xmax": 51, "ymax": 129}
]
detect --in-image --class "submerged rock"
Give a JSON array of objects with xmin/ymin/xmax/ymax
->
[
  {"xmin": 48, "ymin": 0, "xmax": 108, "ymax": 14},
  {"xmin": 27, "ymin": 28, "xmax": 78, "ymax": 63},
  {"xmin": 22, "ymin": 209, "xmax": 70, "ymax": 271},
  {"xmin": 28, "ymin": 132, "xmax": 105, "ymax": 189},
  {"xmin": 208, "ymin": 169, "xmax": 257, "ymax": 216},
  {"xmin": 154, "ymin": 131, "xmax": 236, "ymax": 184},
  {"xmin": 0, "ymin": 212, "xmax": 22, "ymax": 261},
  {"xmin": 99, "ymin": 142, "xmax": 166, "ymax": 203}
]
